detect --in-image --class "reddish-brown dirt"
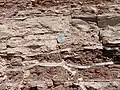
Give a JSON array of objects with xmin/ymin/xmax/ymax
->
[{"xmin": 0, "ymin": 0, "xmax": 120, "ymax": 90}]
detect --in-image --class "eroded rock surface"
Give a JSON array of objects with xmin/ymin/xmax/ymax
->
[{"xmin": 0, "ymin": 0, "xmax": 120, "ymax": 90}]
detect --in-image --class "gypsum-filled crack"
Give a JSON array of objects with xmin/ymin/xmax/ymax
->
[{"xmin": 22, "ymin": 60, "xmax": 115, "ymax": 76}]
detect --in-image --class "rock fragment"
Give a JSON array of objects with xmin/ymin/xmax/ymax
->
[
  {"xmin": 100, "ymin": 25, "xmax": 120, "ymax": 50},
  {"xmin": 46, "ymin": 79, "xmax": 53, "ymax": 88}
]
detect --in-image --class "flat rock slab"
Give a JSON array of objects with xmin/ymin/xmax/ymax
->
[
  {"xmin": 98, "ymin": 14, "xmax": 120, "ymax": 28},
  {"xmin": 0, "ymin": 25, "xmax": 12, "ymax": 39},
  {"xmin": 72, "ymin": 15, "xmax": 97, "ymax": 22}
]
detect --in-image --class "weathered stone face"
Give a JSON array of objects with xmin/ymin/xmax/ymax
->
[
  {"xmin": 0, "ymin": 0, "xmax": 120, "ymax": 90},
  {"xmin": 100, "ymin": 25, "xmax": 120, "ymax": 44}
]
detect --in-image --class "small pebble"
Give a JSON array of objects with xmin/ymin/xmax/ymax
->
[{"xmin": 56, "ymin": 34, "xmax": 65, "ymax": 43}]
